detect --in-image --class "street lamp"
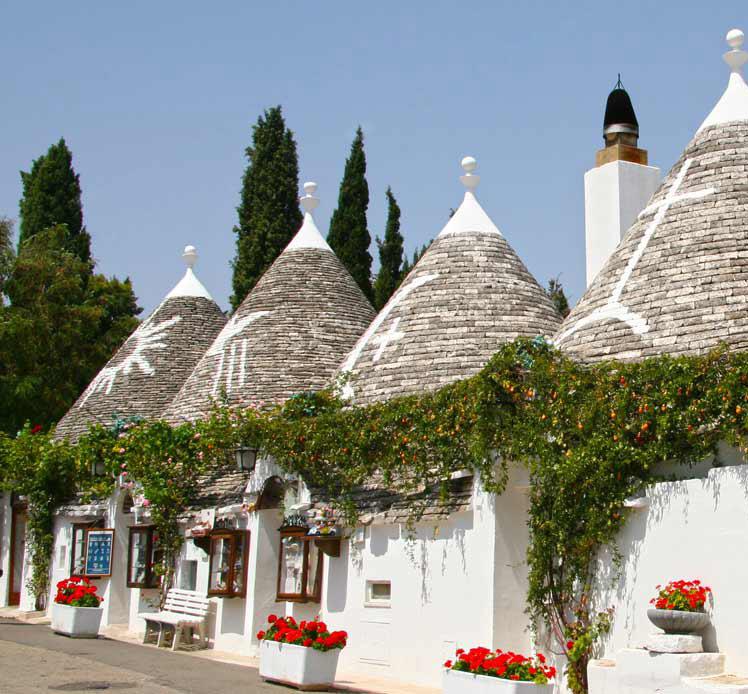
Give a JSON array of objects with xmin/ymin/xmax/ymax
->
[
  {"xmin": 234, "ymin": 444, "xmax": 258, "ymax": 473},
  {"xmin": 91, "ymin": 460, "xmax": 106, "ymax": 477}
]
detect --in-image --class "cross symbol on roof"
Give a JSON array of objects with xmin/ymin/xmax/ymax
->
[
  {"xmin": 371, "ymin": 317, "xmax": 405, "ymax": 363},
  {"xmin": 556, "ymin": 157, "xmax": 716, "ymax": 343}
]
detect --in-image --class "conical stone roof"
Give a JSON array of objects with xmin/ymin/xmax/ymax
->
[
  {"xmin": 55, "ymin": 246, "xmax": 227, "ymax": 442},
  {"xmin": 338, "ymin": 157, "xmax": 562, "ymax": 406},
  {"xmin": 164, "ymin": 183, "xmax": 376, "ymax": 422},
  {"xmin": 555, "ymin": 30, "xmax": 748, "ymax": 363}
]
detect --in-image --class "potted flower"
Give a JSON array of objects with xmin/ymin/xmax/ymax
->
[
  {"xmin": 647, "ymin": 579, "xmax": 712, "ymax": 634},
  {"xmin": 51, "ymin": 576, "xmax": 104, "ymax": 638},
  {"xmin": 443, "ymin": 647, "xmax": 556, "ymax": 693},
  {"xmin": 257, "ymin": 614, "xmax": 347, "ymax": 689}
]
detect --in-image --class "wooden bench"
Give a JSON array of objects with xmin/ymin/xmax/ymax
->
[{"xmin": 138, "ymin": 589, "xmax": 211, "ymax": 651}]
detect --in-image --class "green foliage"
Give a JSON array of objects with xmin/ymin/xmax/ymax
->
[
  {"xmin": 18, "ymin": 138, "xmax": 91, "ymax": 264},
  {"xmin": 0, "ymin": 227, "xmax": 140, "ymax": 434},
  {"xmin": 230, "ymin": 106, "xmax": 302, "ymax": 310},
  {"xmin": 0, "ymin": 424, "xmax": 77, "ymax": 607},
  {"xmin": 373, "ymin": 187, "xmax": 404, "ymax": 310},
  {"xmin": 399, "ymin": 240, "xmax": 431, "ymax": 283},
  {"xmin": 4, "ymin": 338, "xmax": 748, "ymax": 692},
  {"xmin": 546, "ymin": 276, "xmax": 570, "ymax": 317},
  {"xmin": 0, "ymin": 216, "xmax": 15, "ymax": 298},
  {"xmin": 327, "ymin": 127, "xmax": 373, "ymax": 301}
]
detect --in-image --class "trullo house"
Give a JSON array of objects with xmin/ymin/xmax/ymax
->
[
  {"xmin": 291, "ymin": 157, "xmax": 562, "ymax": 687},
  {"xmin": 0, "ymin": 247, "xmax": 226, "ymax": 622},
  {"xmin": 157, "ymin": 182, "xmax": 376, "ymax": 654},
  {"xmin": 553, "ymin": 29, "xmax": 748, "ymax": 692}
]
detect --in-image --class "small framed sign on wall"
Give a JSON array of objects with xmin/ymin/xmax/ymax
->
[{"xmin": 84, "ymin": 528, "xmax": 115, "ymax": 577}]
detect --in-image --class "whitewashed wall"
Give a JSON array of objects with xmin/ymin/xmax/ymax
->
[
  {"xmin": 49, "ymin": 488, "xmax": 137, "ymax": 627},
  {"xmin": 595, "ymin": 452, "xmax": 748, "ymax": 674},
  {"xmin": 0, "ymin": 493, "xmax": 11, "ymax": 606},
  {"xmin": 314, "ymin": 470, "xmax": 532, "ymax": 689}
]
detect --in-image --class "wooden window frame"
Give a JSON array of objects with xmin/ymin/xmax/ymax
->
[
  {"xmin": 207, "ymin": 530, "xmax": 249, "ymax": 598},
  {"xmin": 276, "ymin": 528, "xmax": 324, "ymax": 603},
  {"xmin": 70, "ymin": 520, "xmax": 104, "ymax": 578},
  {"xmin": 126, "ymin": 525, "xmax": 161, "ymax": 589}
]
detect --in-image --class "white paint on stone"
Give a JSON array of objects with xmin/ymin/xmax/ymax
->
[
  {"xmin": 584, "ymin": 160, "xmax": 660, "ymax": 286},
  {"xmin": 698, "ymin": 29, "xmax": 748, "ymax": 133},
  {"xmin": 206, "ymin": 311, "xmax": 271, "ymax": 396},
  {"xmin": 438, "ymin": 157, "xmax": 502, "ymax": 238},
  {"xmin": 286, "ymin": 182, "xmax": 333, "ymax": 252},
  {"xmin": 79, "ymin": 316, "xmax": 183, "ymax": 405},
  {"xmin": 557, "ymin": 158, "xmax": 716, "ymax": 343},
  {"xmin": 371, "ymin": 317, "xmax": 404, "ymax": 363},
  {"xmin": 164, "ymin": 246, "xmax": 214, "ymax": 301},
  {"xmin": 593, "ymin": 454, "xmax": 748, "ymax": 677},
  {"xmin": 339, "ymin": 273, "xmax": 438, "ymax": 398},
  {"xmin": 645, "ymin": 633, "xmax": 703, "ymax": 654}
]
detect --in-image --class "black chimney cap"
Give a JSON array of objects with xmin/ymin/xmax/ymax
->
[{"xmin": 603, "ymin": 75, "xmax": 639, "ymax": 135}]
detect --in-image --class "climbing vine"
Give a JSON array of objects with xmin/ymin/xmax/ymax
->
[{"xmin": 2, "ymin": 339, "xmax": 748, "ymax": 692}]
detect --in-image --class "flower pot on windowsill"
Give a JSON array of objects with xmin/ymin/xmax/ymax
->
[
  {"xmin": 50, "ymin": 602, "xmax": 103, "ymax": 638},
  {"xmin": 443, "ymin": 670, "xmax": 554, "ymax": 694},
  {"xmin": 259, "ymin": 640, "xmax": 340, "ymax": 691},
  {"xmin": 647, "ymin": 608, "xmax": 710, "ymax": 634}
]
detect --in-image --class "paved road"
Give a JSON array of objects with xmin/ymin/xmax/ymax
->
[{"xmin": 0, "ymin": 618, "xmax": 307, "ymax": 694}]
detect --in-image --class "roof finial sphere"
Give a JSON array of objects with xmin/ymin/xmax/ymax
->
[
  {"xmin": 182, "ymin": 245, "xmax": 197, "ymax": 269},
  {"xmin": 461, "ymin": 156, "xmax": 477, "ymax": 173},
  {"xmin": 727, "ymin": 28, "xmax": 744, "ymax": 49},
  {"xmin": 459, "ymin": 156, "xmax": 480, "ymax": 191},
  {"xmin": 300, "ymin": 181, "xmax": 320, "ymax": 213}
]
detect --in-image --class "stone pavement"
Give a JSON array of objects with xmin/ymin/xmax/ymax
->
[
  {"xmin": 0, "ymin": 617, "xmax": 303, "ymax": 694},
  {"xmin": 0, "ymin": 617, "xmax": 439, "ymax": 694}
]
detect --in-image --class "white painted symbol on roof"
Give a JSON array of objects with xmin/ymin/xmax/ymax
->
[
  {"xmin": 78, "ymin": 316, "xmax": 183, "ymax": 406},
  {"xmin": 207, "ymin": 310, "xmax": 271, "ymax": 396},
  {"xmin": 556, "ymin": 158, "xmax": 716, "ymax": 343},
  {"xmin": 339, "ymin": 273, "xmax": 438, "ymax": 398},
  {"xmin": 371, "ymin": 317, "xmax": 405, "ymax": 362}
]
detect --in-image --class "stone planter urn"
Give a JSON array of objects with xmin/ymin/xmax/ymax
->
[
  {"xmin": 51, "ymin": 603, "xmax": 103, "ymax": 638},
  {"xmin": 259, "ymin": 640, "xmax": 341, "ymax": 690},
  {"xmin": 647, "ymin": 608, "xmax": 710, "ymax": 634}
]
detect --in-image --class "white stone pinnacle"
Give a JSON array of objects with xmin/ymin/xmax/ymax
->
[
  {"xmin": 460, "ymin": 156, "xmax": 480, "ymax": 191},
  {"xmin": 697, "ymin": 27, "xmax": 748, "ymax": 132},
  {"xmin": 182, "ymin": 245, "xmax": 198, "ymax": 269},
  {"xmin": 300, "ymin": 181, "xmax": 320, "ymax": 214},
  {"xmin": 285, "ymin": 181, "xmax": 333, "ymax": 252},
  {"xmin": 437, "ymin": 155, "xmax": 501, "ymax": 238},
  {"xmin": 164, "ymin": 244, "xmax": 214, "ymax": 301}
]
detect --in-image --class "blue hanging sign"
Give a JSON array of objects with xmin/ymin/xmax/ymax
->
[{"xmin": 84, "ymin": 528, "xmax": 115, "ymax": 577}]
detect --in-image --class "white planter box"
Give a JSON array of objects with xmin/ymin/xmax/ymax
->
[
  {"xmin": 259, "ymin": 640, "xmax": 340, "ymax": 691},
  {"xmin": 50, "ymin": 603, "xmax": 103, "ymax": 638},
  {"xmin": 443, "ymin": 669, "xmax": 554, "ymax": 694}
]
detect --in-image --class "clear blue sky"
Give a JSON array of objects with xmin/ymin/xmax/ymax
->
[{"xmin": 2, "ymin": 1, "xmax": 745, "ymax": 314}]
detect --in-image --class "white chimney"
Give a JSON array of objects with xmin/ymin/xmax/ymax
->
[{"xmin": 585, "ymin": 77, "xmax": 660, "ymax": 286}]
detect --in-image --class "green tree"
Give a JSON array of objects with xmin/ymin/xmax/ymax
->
[
  {"xmin": 372, "ymin": 187, "xmax": 404, "ymax": 310},
  {"xmin": 328, "ymin": 127, "xmax": 373, "ymax": 301},
  {"xmin": 400, "ymin": 240, "xmax": 432, "ymax": 283},
  {"xmin": 230, "ymin": 106, "xmax": 302, "ymax": 309},
  {"xmin": 0, "ymin": 227, "xmax": 140, "ymax": 434},
  {"xmin": 18, "ymin": 138, "xmax": 91, "ymax": 263},
  {"xmin": 547, "ymin": 276, "xmax": 571, "ymax": 317},
  {"xmin": 0, "ymin": 217, "xmax": 15, "ymax": 299}
]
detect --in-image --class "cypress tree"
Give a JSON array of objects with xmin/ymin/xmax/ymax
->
[
  {"xmin": 547, "ymin": 276, "xmax": 571, "ymax": 317},
  {"xmin": 18, "ymin": 138, "xmax": 91, "ymax": 263},
  {"xmin": 328, "ymin": 127, "xmax": 373, "ymax": 301},
  {"xmin": 372, "ymin": 187, "xmax": 404, "ymax": 310},
  {"xmin": 230, "ymin": 106, "xmax": 302, "ymax": 310},
  {"xmin": 399, "ymin": 241, "xmax": 432, "ymax": 285}
]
